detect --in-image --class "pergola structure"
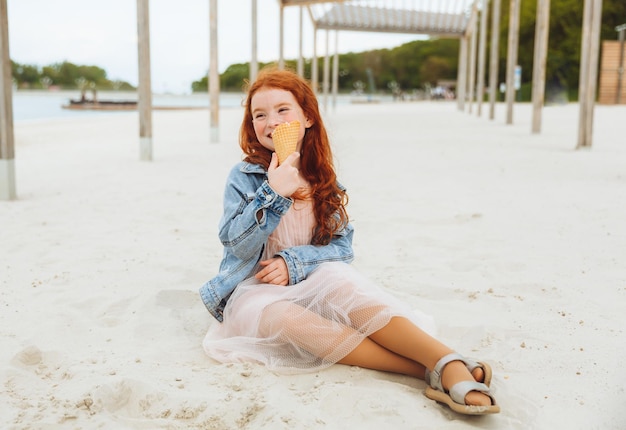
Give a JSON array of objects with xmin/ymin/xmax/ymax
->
[{"xmin": 0, "ymin": 0, "xmax": 605, "ymax": 200}]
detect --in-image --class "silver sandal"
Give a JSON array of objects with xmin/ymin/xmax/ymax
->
[
  {"xmin": 424, "ymin": 353, "xmax": 500, "ymax": 415},
  {"xmin": 424, "ymin": 355, "xmax": 492, "ymax": 386}
]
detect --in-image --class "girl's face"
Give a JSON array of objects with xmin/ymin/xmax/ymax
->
[{"xmin": 250, "ymin": 88, "xmax": 312, "ymax": 154}]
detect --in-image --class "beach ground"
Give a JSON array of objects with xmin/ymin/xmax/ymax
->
[{"xmin": 1, "ymin": 100, "xmax": 625, "ymax": 429}]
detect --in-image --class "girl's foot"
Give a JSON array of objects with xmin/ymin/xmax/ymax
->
[
  {"xmin": 424, "ymin": 353, "xmax": 500, "ymax": 415},
  {"xmin": 441, "ymin": 361, "xmax": 492, "ymax": 407}
]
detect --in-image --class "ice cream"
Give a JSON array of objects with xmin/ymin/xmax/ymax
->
[{"xmin": 272, "ymin": 120, "xmax": 300, "ymax": 164}]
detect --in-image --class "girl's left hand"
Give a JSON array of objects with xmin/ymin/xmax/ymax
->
[{"xmin": 255, "ymin": 257, "xmax": 289, "ymax": 286}]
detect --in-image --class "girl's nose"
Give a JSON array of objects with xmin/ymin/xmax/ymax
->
[{"xmin": 267, "ymin": 113, "xmax": 282, "ymax": 127}]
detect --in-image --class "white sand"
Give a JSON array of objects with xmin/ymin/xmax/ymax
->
[{"xmin": 1, "ymin": 101, "xmax": 625, "ymax": 429}]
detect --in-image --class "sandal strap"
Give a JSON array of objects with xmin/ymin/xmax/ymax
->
[
  {"xmin": 449, "ymin": 381, "xmax": 496, "ymax": 406},
  {"xmin": 429, "ymin": 352, "xmax": 465, "ymax": 392},
  {"xmin": 425, "ymin": 357, "xmax": 484, "ymax": 386}
]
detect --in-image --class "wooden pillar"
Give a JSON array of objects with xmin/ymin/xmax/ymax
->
[
  {"xmin": 137, "ymin": 0, "xmax": 153, "ymax": 161},
  {"xmin": 468, "ymin": 4, "xmax": 478, "ymax": 113},
  {"xmin": 616, "ymin": 25, "xmax": 625, "ymax": 104},
  {"xmin": 279, "ymin": 4, "xmax": 285, "ymax": 69},
  {"xmin": 297, "ymin": 6, "xmax": 304, "ymax": 77},
  {"xmin": 477, "ymin": 0, "xmax": 490, "ymax": 116},
  {"xmin": 457, "ymin": 35, "xmax": 468, "ymax": 111},
  {"xmin": 505, "ymin": 0, "xmax": 521, "ymax": 125},
  {"xmin": 250, "ymin": 0, "xmax": 258, "ymax": 82},
  {"xmin": 577, "ymin": 0, "xmax": 603, "ymax": 149},
  {"xmin": 488, "ymin": 0, "xmax": 501, "ymax": 120},
  {"xmin": 531, "ymin": 0, "xmax": 550, "ymax": 134},
  {"xmin": 332, "ymin": 31, "xmax": 339, "ymax": 111},
  {"xmin": 323, "ymin": 29, "xmax": 330, "ymax": 112},
  {"xmin": 0, "ymin": 0, "xmax": 15, "ymax": 200},
  {"xmin": 209, "ymin": 0, "xmax": 219, "ymax": 142},
  {"xmin": 312, "ymin": 26, "xmax": 319, "ymax": 93}
]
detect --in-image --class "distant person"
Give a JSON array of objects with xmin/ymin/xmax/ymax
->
[{"xmin": 199, "ymin": 68, "xmax": 500, "ymax": 416}]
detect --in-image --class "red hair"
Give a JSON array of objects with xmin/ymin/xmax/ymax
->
[{"xmin": 240, "ymin": 67, "xmax": 348, "ymax": 245}]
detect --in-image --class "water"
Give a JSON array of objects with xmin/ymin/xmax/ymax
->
[
  {"xmin": 11, "ymin": 91, "xmax": 247, "ymax": 122},
  {"xmin": 12, "ymin": 90, "xmax": 396, "ymax": 122}
]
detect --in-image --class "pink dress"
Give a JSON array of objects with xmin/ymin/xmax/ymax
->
[{"xmin": 203, "ymin": 198, "xmax": 433, "ymax": 374}]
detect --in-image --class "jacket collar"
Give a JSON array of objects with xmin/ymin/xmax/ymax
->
[{"xmin": 239, "ymin": 162, "xmax": 267, "ymax": 175}]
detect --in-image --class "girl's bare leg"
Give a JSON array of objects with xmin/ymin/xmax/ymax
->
[
  {"xmin": 367, "ymin": 317, "xmax": 491, "ymax": 406},
  {"xmin": 261, "ymin": 304, "xmax": 490, "ymax": 406},
  {"xmin": 261, "ymin": 301, "xmax": 426, "ymax": 378},
  {"xmin": 337, "ymin": 336, "xmax": 426, "ymax": 378}
]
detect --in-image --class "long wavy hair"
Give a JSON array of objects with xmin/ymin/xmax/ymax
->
[{"xmin": 240, "ymin": 67, "xmax": 348, "ymax": 245}]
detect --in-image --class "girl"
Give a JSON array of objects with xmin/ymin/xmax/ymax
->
[{"xmin": 199, "ymin": 68, "xmax": 500, "ymax": 415}]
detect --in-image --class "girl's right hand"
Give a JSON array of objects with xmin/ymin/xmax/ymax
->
[{"xmin": 267, "ymin": 152, "xmax": 303, "ymax": 197}]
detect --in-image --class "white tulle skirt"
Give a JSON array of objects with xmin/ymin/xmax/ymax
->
[{"xmin": 202, "ymin": 261, "xmax": 434, "ymax": 374}]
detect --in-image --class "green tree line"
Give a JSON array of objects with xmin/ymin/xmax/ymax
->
[
  {"xmin": 12, "ymin": 60, "xmax": 135, "ymax": 91},
  {"xmin": 194, "ymin": 0, "xmax": 625, "ymax": 101}
]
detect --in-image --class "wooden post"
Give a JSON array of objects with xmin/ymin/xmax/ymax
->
[
  {"xmin": 279, "ymin": 4, "xmax": 285, "ymax": 70},
  {"xmin": 488, "ymin": 0, "xmax": 501, "ymax": 120},
  {"xmin": 332, "ymin": 31, "xmax": 339, "ymax": 111},
  {"xmin": 577, "ymin": 0, "xmax": 603, "ymax": 149},
  {"xmin": 505, "ymin": 0, "xmax": 521, "ymax": 125},
  {"xmin": 0, "ymin": 0, "xmax": 15, "ymax": 200},
  {"xmin": 209, "ymin": 0, "xmax": 219, "ymax": 142},
  {"xmin": 477, "ymin": 0, "xmax": 490, "ymax": 116},
  {"xmin": 457, "ymin": 35, "xmax": 468, "ymax": 111},
  {"xmin": 312, "ymin": 26, "xmax": 318, "ymax": 93},
  {"xmin": 323, "ymin": 29, "xmax": 330, "ymax": 112},
  {"xmin": 137, "ymin": 0, "xmax": 153, "ymax": 161},
  {"xmin": 250, "ymin": 0, "xmax": 258, "ymax": 82},
  {"xmin": 616, "ymin": 24, "xmax": 625, "ymax": 104},
  {"xmin": 468, "ymin": 4, "xmax": 478, "ymax": 113},
  {"xmin": 297, "ymin": 6, "xmax": 304, "ymax": 77},
  {"xmin": 531, "ymin": 0, "xmax": 550, "ymax": 134}
]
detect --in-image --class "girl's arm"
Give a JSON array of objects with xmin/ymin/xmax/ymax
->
[
  {"xmin": 275, "ymin": 222, "xmax": 355, "ymax": 285},
  {"xmin": 219, "ymin": 169, "xmax": 292, "ymax": 261}
]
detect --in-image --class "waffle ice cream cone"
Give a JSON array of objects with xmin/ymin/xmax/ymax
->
[{"xmin": 272, "ymin": 120, "xmax": 300, "ymax": 164}]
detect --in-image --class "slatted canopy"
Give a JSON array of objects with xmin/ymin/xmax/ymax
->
[{"xmin": 282, "ymin": 0, "xmax": 475, "ymax": 37}]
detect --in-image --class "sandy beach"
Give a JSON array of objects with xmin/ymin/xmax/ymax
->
[{"xmin": 1, "ymin": 100, "xmax": 625, "ymax": 429}]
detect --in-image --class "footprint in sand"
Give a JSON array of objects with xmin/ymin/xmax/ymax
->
[
  {"xmin": 11, "ymin": 345, "xmax": 43, "ymax": 367},
  {"xmin": 155, "ymin": 289, "xmax": 199, "ymax": 310}
]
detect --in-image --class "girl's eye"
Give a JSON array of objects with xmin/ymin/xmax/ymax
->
[
  {"xmin": 279, "ymin": 107, "xmax": 289, "ymax": 113},
  {"xmin": 254, "ymin": 113, "xmax": 266, "ymax": 120}
]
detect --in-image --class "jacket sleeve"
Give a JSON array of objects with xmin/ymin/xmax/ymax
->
[
  {"xmin": 275, "ymin": 222, "xmax": 355, "ymax": 284},
  {"xmin": 218, "ymin": 167, "xmax": 292, "ymax": 261}
]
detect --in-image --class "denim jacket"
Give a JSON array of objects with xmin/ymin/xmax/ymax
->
[{"xmin": 199, "ymin": 161, "xmax": 355, "ymax": 322}]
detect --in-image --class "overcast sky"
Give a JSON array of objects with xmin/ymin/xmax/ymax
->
[{"xmin": 7, "ymin": 0, "xmax": 420, "ymax": 93}]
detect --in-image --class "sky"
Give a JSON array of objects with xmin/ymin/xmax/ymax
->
[{"xmin": 7, "ymin": 0, "xmax": 421, "ymax": 94}]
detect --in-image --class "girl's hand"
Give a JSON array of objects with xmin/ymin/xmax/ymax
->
[
  {"xmin": 255, "ymin": 257, "xmax": 289, "ymax": 286},
  {"xmin": 267, "ymin": 152, "xmax": 304, "ymax": 197}
]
